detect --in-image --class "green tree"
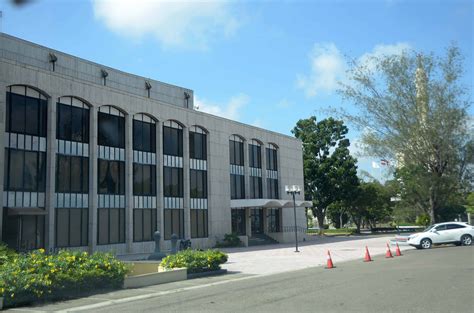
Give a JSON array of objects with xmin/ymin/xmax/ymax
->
[
  {"xmin": 338, "ymin": 45, "xmax": 473, "ymax": 224},
  {"xmin": 292, "ymin": 117, "xmax": 359, "ymax": 234},
  {"xmin": 327, "ymin": 201, "xmax": 349, "ymax": 229}
]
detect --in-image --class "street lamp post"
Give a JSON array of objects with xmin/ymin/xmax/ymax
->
[{"xmin": 285, "ymin": 185, "xmax": 301, "ymax": 252}]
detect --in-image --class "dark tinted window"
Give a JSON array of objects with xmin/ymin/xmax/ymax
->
[
  {"xmin": 4, "ymin": 149, "xmax": 46, "ymax": 192},
  {"xmin": 164, "ymin": 209, "xmax": 184, "ymax": 239},
  {"xmin": 249, "ymin": 144, "xmax": 261, "ymax": 168},
  {"xmin": 230, "ymin": 174, "xmax": 245, "ymax": 199},
  {"xmin": 56, "ymin": 155, "xmax": 88, "ymax": 193},
  {"xmin": 133, "ymin": 209, "xmax": 157, "ymax": 242},
  {"xmin": 97, "ymin": 208, "xmax": 125, "ymax": 245},
  {"xmin": 164, "ymin": 167, "xmax": 183, "ymax": 197},
  {"xmin": 446, "ymin": 224, "xmax": 465, "ymax": 230},
  {"xmin": 190, "ymin": 132, "xmax": 207, "ymax": 160},
  {"xmin": 231, "ymin": 209, "xmax": 246, "ymax": 235},
  {"xmin": 435, "ymin": 225, "xmax": 447, "ymax": 231},
  {"xmin": 6, "ymin": 92, "xmax": 47, "ymax": 137},
  {"xmin": 267, "ymin": 178, "xmax": 279, "ymax": 199},
  {"xmin": 190, "ymin": 170, "xmax": 207, "ymax": 198},
  {"xmin": 98, "ymin": 160, "xmax": 125, "ymax": 194},
  {"xmin": 163, "ymin": 126, "xmax": 183, "ymax": 156},
  {"xmin": 191, "ymin": 209, "xmax": 208, "ymax": 238},
  {"xmin": 229, "ymin": 140, "xmax": 244, "ymax": 165},
  {"xmin": 266, "ymin": 148, "xmax": 278, "ymax": 170},
  {"xmin": 56, "ymin": 208, "xmax": 88, "ymax": 247},
  {"xmin": 133, "ymin": 120, "xmax": 156, "ymax": 152},
  {"xmin": 133, "ymin": 164, "xmax": 156, "ymax": 196},
  {"xmin": 98, "ymin": 112, "xmax": 125, "ymax": 148},
  {"xmin": 250, "ymin": 176, "xmax": 263, "ymax": 199}
]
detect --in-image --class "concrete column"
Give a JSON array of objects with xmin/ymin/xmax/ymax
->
[
  {"xmin": 183, "ymin": 128, "xmax": 190, "ymax": 239},
  {"xmin": 245, "ymin": 207, "xmax": 251, "ymax": 238},
  {"xmin": 88, "ymin": 106, "xmax": 98, "ymax": 253},
  {"xmin": 156, "ymin": 121, "xmax": 164, "ymax": 248},
  {"xmin": 125, "ymin": 113, "xmax": 133, "ymax": 253},
  {"xmin": 0, "ymin": 82, "xmax": 6, "ymax": 241},
  {"xmin": 45, "ymin": 94, "xmax": 58, "ymax": 251},
  {"xmin": 262, "ymin": 145, "xmax": 268, "ymax": 198},
  {"xmin": 243, "ymin": 141, "xmax": 249, "ymax": 200}
]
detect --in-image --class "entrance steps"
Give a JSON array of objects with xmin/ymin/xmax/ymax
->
[{"xmin": 248, "ymin": 234, "xmax": 279, "ymax": 246}]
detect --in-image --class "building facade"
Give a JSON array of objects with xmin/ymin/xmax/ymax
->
[{"xmin": 0, "ymin": 34, "xmax": 309, "ymax": 255}]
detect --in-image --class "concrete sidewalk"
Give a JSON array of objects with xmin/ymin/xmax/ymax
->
[{"xmin": 221, "ymin": 235, "xmax": 412, "ymax": 275}]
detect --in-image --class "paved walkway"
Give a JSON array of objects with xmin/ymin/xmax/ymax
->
[{"xmin": 221, "ymin": 234, "xmax": 412, "ymax": 275}]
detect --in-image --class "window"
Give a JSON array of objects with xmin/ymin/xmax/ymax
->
[
  {"xmin": 133, "ymin": 119, "xmax": 156, "ymax": 152},
  {"xmin": 447, "ymin": 224, "xmax": 465, "ymax": 230},
  {"xmin": 230, "ymin": 174, "xmax": 245, "ymax": 199},
  {"xmin": 164, "ymin": 167, "xmax": 183, "ymax": 197},
  {"xmin": 98, "ymin": 112, "xmax": 125, "ymax": 148},
  {"xmin": 229, "ymin": 140, "xmax": 244, "ymax": 165},
  {"xmin": 249, "ymin": 176, "xmax": 263, "ymax": 199},
  {"xmin": 133, "ymin": 164, "xmax": 156, "ymax": 196},
  {"xmin": 231, "ymin": 209, "xmax": 246, "ymax": 236},
  {"xmin": 249, "ymin": 143, "xmax": 261, "ymax": 168},
  {"xmin": 266, "ymin": 147, "xmax": 278, "ymax": 170},
  {"xmin": 98, "ymin": 160, "xmax": 125, "ymax": 194},
  {"xmin": 190, "ymin": 170, "xmax": 207, "ymax": 198},
  {"xmin": 97, "ymin": 208, "xmax": 125, "ymax": 245},
  {"xmin": 133, "ymin": 209, "xmax": 157, "ymax": 242},
  {"xmin": 4, "ymin": 149, "xmax": 46, "ymax": 192},
  {"xmin": 434, "ymin": 225, "xmax": 447, "ymax": 231},
  {"xmin": 267, "ymin": 178, "xmax": 279, "ymax": 199},
  {"xmin": 191, "ymin": 209, "xmax": 208, "ymax": 238},
  {"xmin": 6, "ymin": 91, "xmax": 47, "ymax": 137},
  {"xmin": 2, "ymin": 215, "xmax": 45, "ymax": 251},
  {"xmin": 189, "ymin": 132, "xmax": 207, "ymax": 160},
  {"xmin": 163, "ymin": 126, "xmax": 183, "ymax": 156},
  {"xmin": 164, "ymin": 209, "xmax": 184, "ymax": 239},
  {"xmin": 56, "ymin": 155, "xmax": 89, "ymax": 193},
  {"xmin": 56, "ymin": 208, "xmax": 88, "ymax": 247},
  {"xmin": 57, "ymin": 103, "xmax": 89, "ymax": 143},
  {"xmin": 268, "ymin": 208, "xmax": 281, "ymax": 233}
]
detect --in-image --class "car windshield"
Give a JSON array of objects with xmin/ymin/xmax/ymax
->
[{"xmin": 423, "ymin": 225, "xmax": 435, "ymax": 232}]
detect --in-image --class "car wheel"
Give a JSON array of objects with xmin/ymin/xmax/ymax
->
[
  {"xmin": 460, "ymin": 235, "xmax": 472, "ymax": 246},
  {"xmin": 420, "ymin": 238, "xmax": 432, "ymax": 249}
]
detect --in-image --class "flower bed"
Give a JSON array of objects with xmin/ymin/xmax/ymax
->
[
  {"xmin": 160, "ymin": 249, "xmax": 228, "ymax": 274},
  {"xmin": 0, "ymin": 246, "xmax": 128, "ymax": 308}
]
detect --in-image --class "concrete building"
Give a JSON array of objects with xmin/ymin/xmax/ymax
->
[{"xmin": 0, "ymin": 34, "xmax": 309, "ymax": 255}]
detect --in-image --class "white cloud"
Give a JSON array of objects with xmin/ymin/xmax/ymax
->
[
  {"xmin": 297, "ymin": 42, "xmax": 411, "ymax": 98},
  {"xmin": 296, "ymin": 43, "xmax": 345, "ymax": 98},
  {"xmin": 358, "ymin": 42, "xmax": 411, "ymax": 72},
  {"xmin": 194, "ymin": 94, "xmax": 249, "ymax": 121},
  {"xmin": 91, "ymin": 0, "xmax": 239, "ymax": 49}
]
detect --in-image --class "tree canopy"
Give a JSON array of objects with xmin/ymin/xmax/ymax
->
[{"xmin": 338, "ymin": 45, "xmax": 473, "ymax": 223}]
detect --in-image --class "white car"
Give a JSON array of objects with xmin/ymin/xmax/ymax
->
[{"xmin": 407, "ymin": 222, "xmax": 474, "ymax": 249}]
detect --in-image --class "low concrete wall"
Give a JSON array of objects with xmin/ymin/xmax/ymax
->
[
  {"xmin": 127, "ymin": 261, "xmax": 162, "ymax": 277},
  {"xmin": 123, "ymin": 268, "xmax": 187, "ymax": 289}
]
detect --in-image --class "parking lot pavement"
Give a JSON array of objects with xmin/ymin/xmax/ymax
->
[{"xmin": 221, "ymin": 235, "xmax": 414, "ymax": 275}]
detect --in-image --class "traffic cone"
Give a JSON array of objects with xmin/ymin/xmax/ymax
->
[
  {"xmin": 385, "ymin": 243, "xmax": 393, "ymax": 258},
  {"xmin": 395, "ymin": 243, "xmax": 402, "ymax": 256},
  {"xmin": 364, "ymin": 246, "xmax": 373, "ymax": 262},
  {"xmin": 326, "ymin": 250, "xmax": 335, "ymax": 269}
]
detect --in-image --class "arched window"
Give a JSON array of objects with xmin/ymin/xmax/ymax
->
[
  {"xmin": 266, "ymin": 143, "xmax": 279, "ymax": 199},
  {"xmin": 229, "ymin": 135, "xmax": 245, "ymax": 199},
  {"xmin": 249, "ymin": 139, "xmax": 263, "ymax": 199}
]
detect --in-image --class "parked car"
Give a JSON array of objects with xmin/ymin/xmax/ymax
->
[{"xmin": 407, "ymin": 222, "xmax": 474, "ymax": 249}]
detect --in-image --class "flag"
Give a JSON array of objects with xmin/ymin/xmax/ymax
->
[
  {"xmin": 380, "ymin": 159, "xmax": 389, "ymax": 166},
  {"xmin": 371, "ymin": 161, "xmax": 380, "ymax": 169}
]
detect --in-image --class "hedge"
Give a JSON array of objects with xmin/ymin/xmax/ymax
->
[
  {"xmin": 0, "ymin": 247, "xmax": 129, "ymax": 308},
  {"xmin": 160, "ymin": 249, "xmax": 228, "ymax": 273}
]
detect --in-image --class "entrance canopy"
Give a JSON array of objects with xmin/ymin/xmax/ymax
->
[{"xmin": 230, "ymin": 199, "xmax": 312, "ymax": 209}]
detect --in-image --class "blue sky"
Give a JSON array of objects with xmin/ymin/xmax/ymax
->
[{"xmin": 1, "ymin": 0, "xmax": 472, "ymax": 180}]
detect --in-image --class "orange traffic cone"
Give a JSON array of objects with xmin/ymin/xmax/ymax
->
[
  {"xmin": 385, "ymin": 243, "xmax": 393, "ymax": 258},
  {"xmin": 395, "ymin": 243, "xmax": 402, "ymax": 256},
  {"xmin": 326, "ymin": 250, "xmax": 335, "ymax": 269},
  {"xmin": 364, "ymin": 246, "xmax": 373, "ymax": 262}
]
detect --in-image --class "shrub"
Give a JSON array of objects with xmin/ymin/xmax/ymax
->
[
  {"xmin": 0, "ymin": 243, "xmax": 16, "ymax": 266},
  {"xmin": 0, "ymin": 249, "xmax": 129, "ymax": 308},
  {"xmin": 416, "ymin": 214, "xmax": 430, "ymax": 226},
  {"xmin": 160, "ymin": 249, "xmax": 228, "ymax": 274},
  {"xmin": 215, "ymin": 233, "xmax": 242, "ymax": 247}
]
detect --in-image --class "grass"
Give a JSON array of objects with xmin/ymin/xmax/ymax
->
[{"xmin": 307, "ymin": 228, "xmax": 356, "ymax": 236}]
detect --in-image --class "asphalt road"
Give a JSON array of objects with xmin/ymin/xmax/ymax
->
[{"xmin": 92, "ymin": 246, "xmax": 473, "ymax": 313}]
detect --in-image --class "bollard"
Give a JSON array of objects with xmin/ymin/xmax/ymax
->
[
  {"xmin": 170, "ymin": 233, "xmax": 178, "ymax": 255},
  {"xmin": 147, "ymin": 231, "xmax": 167, "ymax": 260}
]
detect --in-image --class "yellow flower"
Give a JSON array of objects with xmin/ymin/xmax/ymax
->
[{"xmin": 38, "ymin": 248, "xmax": 45, "ymax": 254}]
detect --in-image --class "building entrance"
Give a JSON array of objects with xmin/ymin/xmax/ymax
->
[{"xmin": 250, "ymin": 208, "xmax": 264, "ymax": 235}]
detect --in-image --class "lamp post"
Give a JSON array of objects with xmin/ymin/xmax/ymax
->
[{"xmin": 285, "ymin": 185, "xmax": 301, "ymax": 252}]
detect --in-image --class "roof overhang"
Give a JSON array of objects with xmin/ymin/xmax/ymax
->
[
  {"xmin": 7, "ymin": 208, "xmax": 47, "ymax": 216},
  {"xmin": 230, "ymin": 199, "xmax": 312, "ymax": 209}
]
